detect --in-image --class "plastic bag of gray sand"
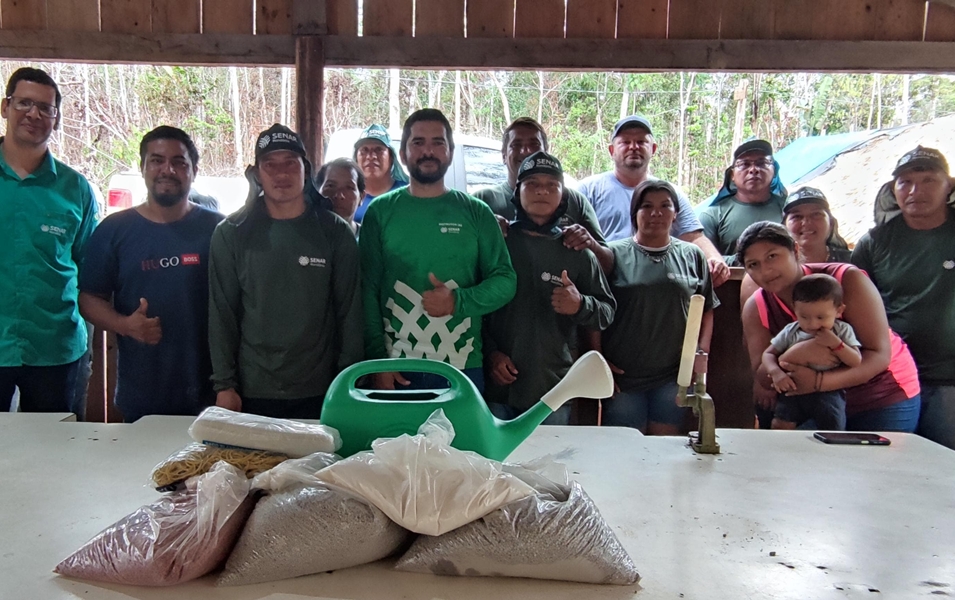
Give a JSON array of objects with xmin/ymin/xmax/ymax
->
[
  {"xmin": 395, "ymin": 480, "xmax": 640, "ymax": 585},
  {"xmin": 217, "ymin": 483, "xmax": 411, "ymax": 586}
]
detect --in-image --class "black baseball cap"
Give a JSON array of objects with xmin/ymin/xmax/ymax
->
[
  {"xmin": 611, "ymin": 115, "xmax": 653, "ymax": 140},
  {"xmin": 254, "ymin": 124, "xmax": 307, "ymax": 162},
  {"xmin": 517, "ymin": 151, "xmax": 564, "ymax": 183},
  {"xmin": 733, "ymin": 139, "xmax": 774, "ymax": 161},
  {"xmin": 784, "ymin": 186, "xmax": 830, "ymax": 214},
  {"xmin": 892, "ymin": 145, "xmax": 949, "ymax": 177}
]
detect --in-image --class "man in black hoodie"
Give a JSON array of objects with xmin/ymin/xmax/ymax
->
[{"xmin": 208, "ymin": 124, "xmax": 362, "ymax": 419}]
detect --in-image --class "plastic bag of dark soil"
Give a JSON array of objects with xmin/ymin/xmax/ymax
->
[
  {"xmin": 55, "ymin": 462, "xmax": 255, "ymax": 586},
  {"xmin": 395, "ymin": 479, "xmax": 640, "ymax": 585},
  {"xmin": 216, "ymin": 452, "xmax": 411, "ymax": 586}
]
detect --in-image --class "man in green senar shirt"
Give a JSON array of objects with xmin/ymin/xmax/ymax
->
[
  {"xmin": 484, "ymin": 151, "xmax": 616, "ymax": 423},
  {"xmin": 209, "ymin": 124, "xmax": 363, "ymax": 419},
  {"xmin": 0, "ymin": 67, "xmax": 98, "ymax": 416},
  {"xmin": 361, "ymin": 109, "xmax": 517, "ymax": 392},
  {"xmin": 473, "ymin": 117, "xmax": 614, "ymax": 273}
]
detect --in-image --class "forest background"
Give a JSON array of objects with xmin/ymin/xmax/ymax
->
[{"xmin": 3, "ymin": 61, "xmax": 954, "ymax": 204}]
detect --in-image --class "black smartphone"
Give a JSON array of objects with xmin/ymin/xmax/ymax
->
[{"xmin": 813, "ymin": 432, "xmax": 891, "ymax": 445}]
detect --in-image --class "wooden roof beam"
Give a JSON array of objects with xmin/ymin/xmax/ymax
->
[{"xmin": 1, "ymin": 31, "xmax": 955, "ymax": 72}]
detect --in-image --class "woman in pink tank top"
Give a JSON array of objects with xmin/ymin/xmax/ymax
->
[{"xmin": 737, "ymin": 222, "xmax": 920, "ymax": 431}]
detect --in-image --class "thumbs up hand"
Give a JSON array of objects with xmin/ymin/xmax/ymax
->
[
  {"xmin": 422, "ymin": 273, "xmax": 455, "ymax": 317},
  {"xmin": 124, "ymin": 297, "xmax": 163, "ymax": 345},
  {"xmin": 551, "ymin": 270, "xmax": 582, "ymax": 315}
]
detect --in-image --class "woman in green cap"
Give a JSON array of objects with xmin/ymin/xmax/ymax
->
[{"xmin": 352, "ymin": 123, "xmax": 408, "ymax": 222}]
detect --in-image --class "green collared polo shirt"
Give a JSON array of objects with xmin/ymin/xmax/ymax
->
[{"xmin": 0, "ymin": 140, "xmax": 98, "ymax": 366}]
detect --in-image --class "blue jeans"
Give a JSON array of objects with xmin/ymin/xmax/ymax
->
[
  {"xmin": 845, "ymin": 395, "xmax": 921, "ymax": 433},
  {"xmin": 601, "ymin": 381, "xmax": 684, "ymax": 431},
  {"xmin": 401, "ymin": 367, "xmax": 485, "ymax": 395},
  {"xmin": 0, "ymin": 359, "xmax": 82, "ymax": 415},
  {"xmin": 487, "ymin": 402, "xmax": 571, "ymax": 425},
  {"xmin": 917, "ymin": 385, "xmax": 955, "ymax": 450}
]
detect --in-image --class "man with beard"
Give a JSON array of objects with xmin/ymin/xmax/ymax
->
[
  {"xmin": 209, "ymin": 124, "xmax": 362, "ymax": 419},
  {"xmin": 352, "ymin": 123, "xmax": 407, "ymax": 223},
  {"xmin": 361, "ymin": 109, "xmax": 516, "ymax": 392},
  {"xmin": 579, "ymin": 115, "xmax": 729, "ymax": 285},
  {"xmin": 474, "ymin": 117, "xmax": 614, "ymax": 273},
  {"xmin": 79, "ymin": 126, "xmax": 223, "ymax": 421},
  {"xmin": 0, "ymin": 67, "xmax": 98, "ymax": 416},
  {"xmin": 697, "ymin": 139, "xmax": 788, "ymax": 265}
]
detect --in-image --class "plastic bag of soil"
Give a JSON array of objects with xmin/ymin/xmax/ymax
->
[
  {"xmin": 313, "ymin": 409, "xmax": 536, "ymax": 536},
  {"xmin": 217, "ymin": 452, "xmax": 409, "ymax": 586},
  {"xmin": 55, "ymin": 462, "xmax": 255, "ymax": 586},
  {"xmin": 150, "ymin": 442, "xmax": 288, "ymax": 490},
  {"xmin": 395, "ymin": 479, "xmax": 640, "ymax": 585}
]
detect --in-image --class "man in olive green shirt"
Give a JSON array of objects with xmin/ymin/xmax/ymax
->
[
  {"xmin": 209, "ymin": 124, "xmax": 362, "ymax": 419},
  {"xmin": 0, "ymin": 68, "xmax": 98, "ymax": 415},
  {"xmin": 697, "ymin": 139, "xmax": 788, "ymax": 265},
  {"xmin": 473, "ymin": 117, "xmax": 614, "ymax": 273},
  {"xmin": 852, "ymin": 146, "xmax": 955, "ymax": 449}
]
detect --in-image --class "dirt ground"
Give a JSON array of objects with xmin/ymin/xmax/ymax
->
[{"xmin": 797, "ymin": 115, "xmax": 955, "ymax": 245}]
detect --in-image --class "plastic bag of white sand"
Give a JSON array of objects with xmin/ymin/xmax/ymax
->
[
  {"xmin": 55, "ymin": 462, "xmax": 254, "ymax": 586},
  {"xmin": 313, "ymin": 409, "xmax": 536, "ymax": 536},
  {"xmin": 394, "ymin": 480, "xmax": 641, "ymax": 586}
]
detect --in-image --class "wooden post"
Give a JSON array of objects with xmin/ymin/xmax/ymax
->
[{"xmin": 295, "ymin": 36, "xmax": 324, "ymax": 169}]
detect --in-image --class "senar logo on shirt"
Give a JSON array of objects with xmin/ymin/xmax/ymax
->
[
  {"xmin": 438, "ymin": 222, "xmax": 462, "ymax": 234},
  {"xmin": 298, "ymin": 256, "xmax": 327, "ymax": 267},
  {"xmin": 539, "ymin": 272, "xmax": 564, "ymax": 286},
  {"xmin": 40, "ymin": 224, "xmax": 67, "ymax": 236}
]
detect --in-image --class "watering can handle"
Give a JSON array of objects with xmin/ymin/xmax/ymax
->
[{"xmin": 341, "ymin": 358, "xmax": 472, "ymax": 391}]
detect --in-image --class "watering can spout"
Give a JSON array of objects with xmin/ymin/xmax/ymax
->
[{"xmin": 496, "ymin": 351, "xmax": 615, "ymax": 458}]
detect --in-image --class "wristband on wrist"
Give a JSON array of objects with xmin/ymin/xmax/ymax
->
[{"xmin": 830, "ymin": 341, "xmax": 845, "ymax": 352}]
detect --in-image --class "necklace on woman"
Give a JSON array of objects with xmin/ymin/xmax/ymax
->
[{"xmin": 635, "ymin": 241, "xmax": 671, "ymax": 263}]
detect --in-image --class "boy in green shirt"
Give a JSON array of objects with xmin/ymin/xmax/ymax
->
[
  {"xmin": 484, "ymin": 152, "xmax": 615, "ymax": 423},
  {"xmin": 361, "ymin": 109, "xmax": 516, "ymax": 392}
]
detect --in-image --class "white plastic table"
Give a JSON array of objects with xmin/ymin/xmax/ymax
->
[{"xmin": 2, "ymin": 416, "xmax": 953, "ymax": 599}]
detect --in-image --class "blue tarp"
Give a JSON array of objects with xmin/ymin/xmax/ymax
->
[{"xmin": 774, "ymin": 128, "xmax": 904, "ymax": 188}]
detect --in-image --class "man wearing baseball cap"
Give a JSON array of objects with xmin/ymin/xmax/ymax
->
[
  {"xmin": 483, "ymin": 151, "xmax": 615, "ymax": 424},
  {"xmin": 474, "ymin": 117, "xmax": 614, "ymax": 273},
  {"xmin": 208, "ymin": 123, "xmax": 362, "ymax": 419},
  {"xmin": 578, "ymin": 115, "xmax": 729, "ymax": 286},
  {"xmin": 852, "ymin": 145, "xmax": 955, "ymax": 449},
  {"xmin": 697, "ymin": 139, "xmax": 788, "ymax": 265},
  {"xmin": 352, "ymin": 123, "xmax": 407, "ymax": 223}
]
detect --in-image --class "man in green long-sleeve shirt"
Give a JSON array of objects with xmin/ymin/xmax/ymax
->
[
  {"xmin": 484, "ymin": 152, "xmax": 615, "ymax": 424},
  {"xmin": 209, "ymin": 124, "xmax": 362, "ymax": 419},
  {"xmin": 361, "ymin": 109, "xmax": 516, "ymax": 392}
]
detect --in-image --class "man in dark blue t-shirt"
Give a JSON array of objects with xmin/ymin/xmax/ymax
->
[{"xmin": 79, "ymin": 126, "xmax": 224, "ymax": 421}]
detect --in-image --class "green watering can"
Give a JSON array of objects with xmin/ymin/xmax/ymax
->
[{"xmin": 320, "ymin": 350, "xmax": 614, "ymax": 461}]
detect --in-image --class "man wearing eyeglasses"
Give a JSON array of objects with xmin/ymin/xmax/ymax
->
[
  {"xmin": 352, "ymin": 124, "xmax": 408, "ymax": 223},
  {"xmin": 697, "ymin": 139, "xmax": 788, "ymax": 265},
  {"xmin": 0, "ymin": 67, "xmax": 98, "ymax": 416}
]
